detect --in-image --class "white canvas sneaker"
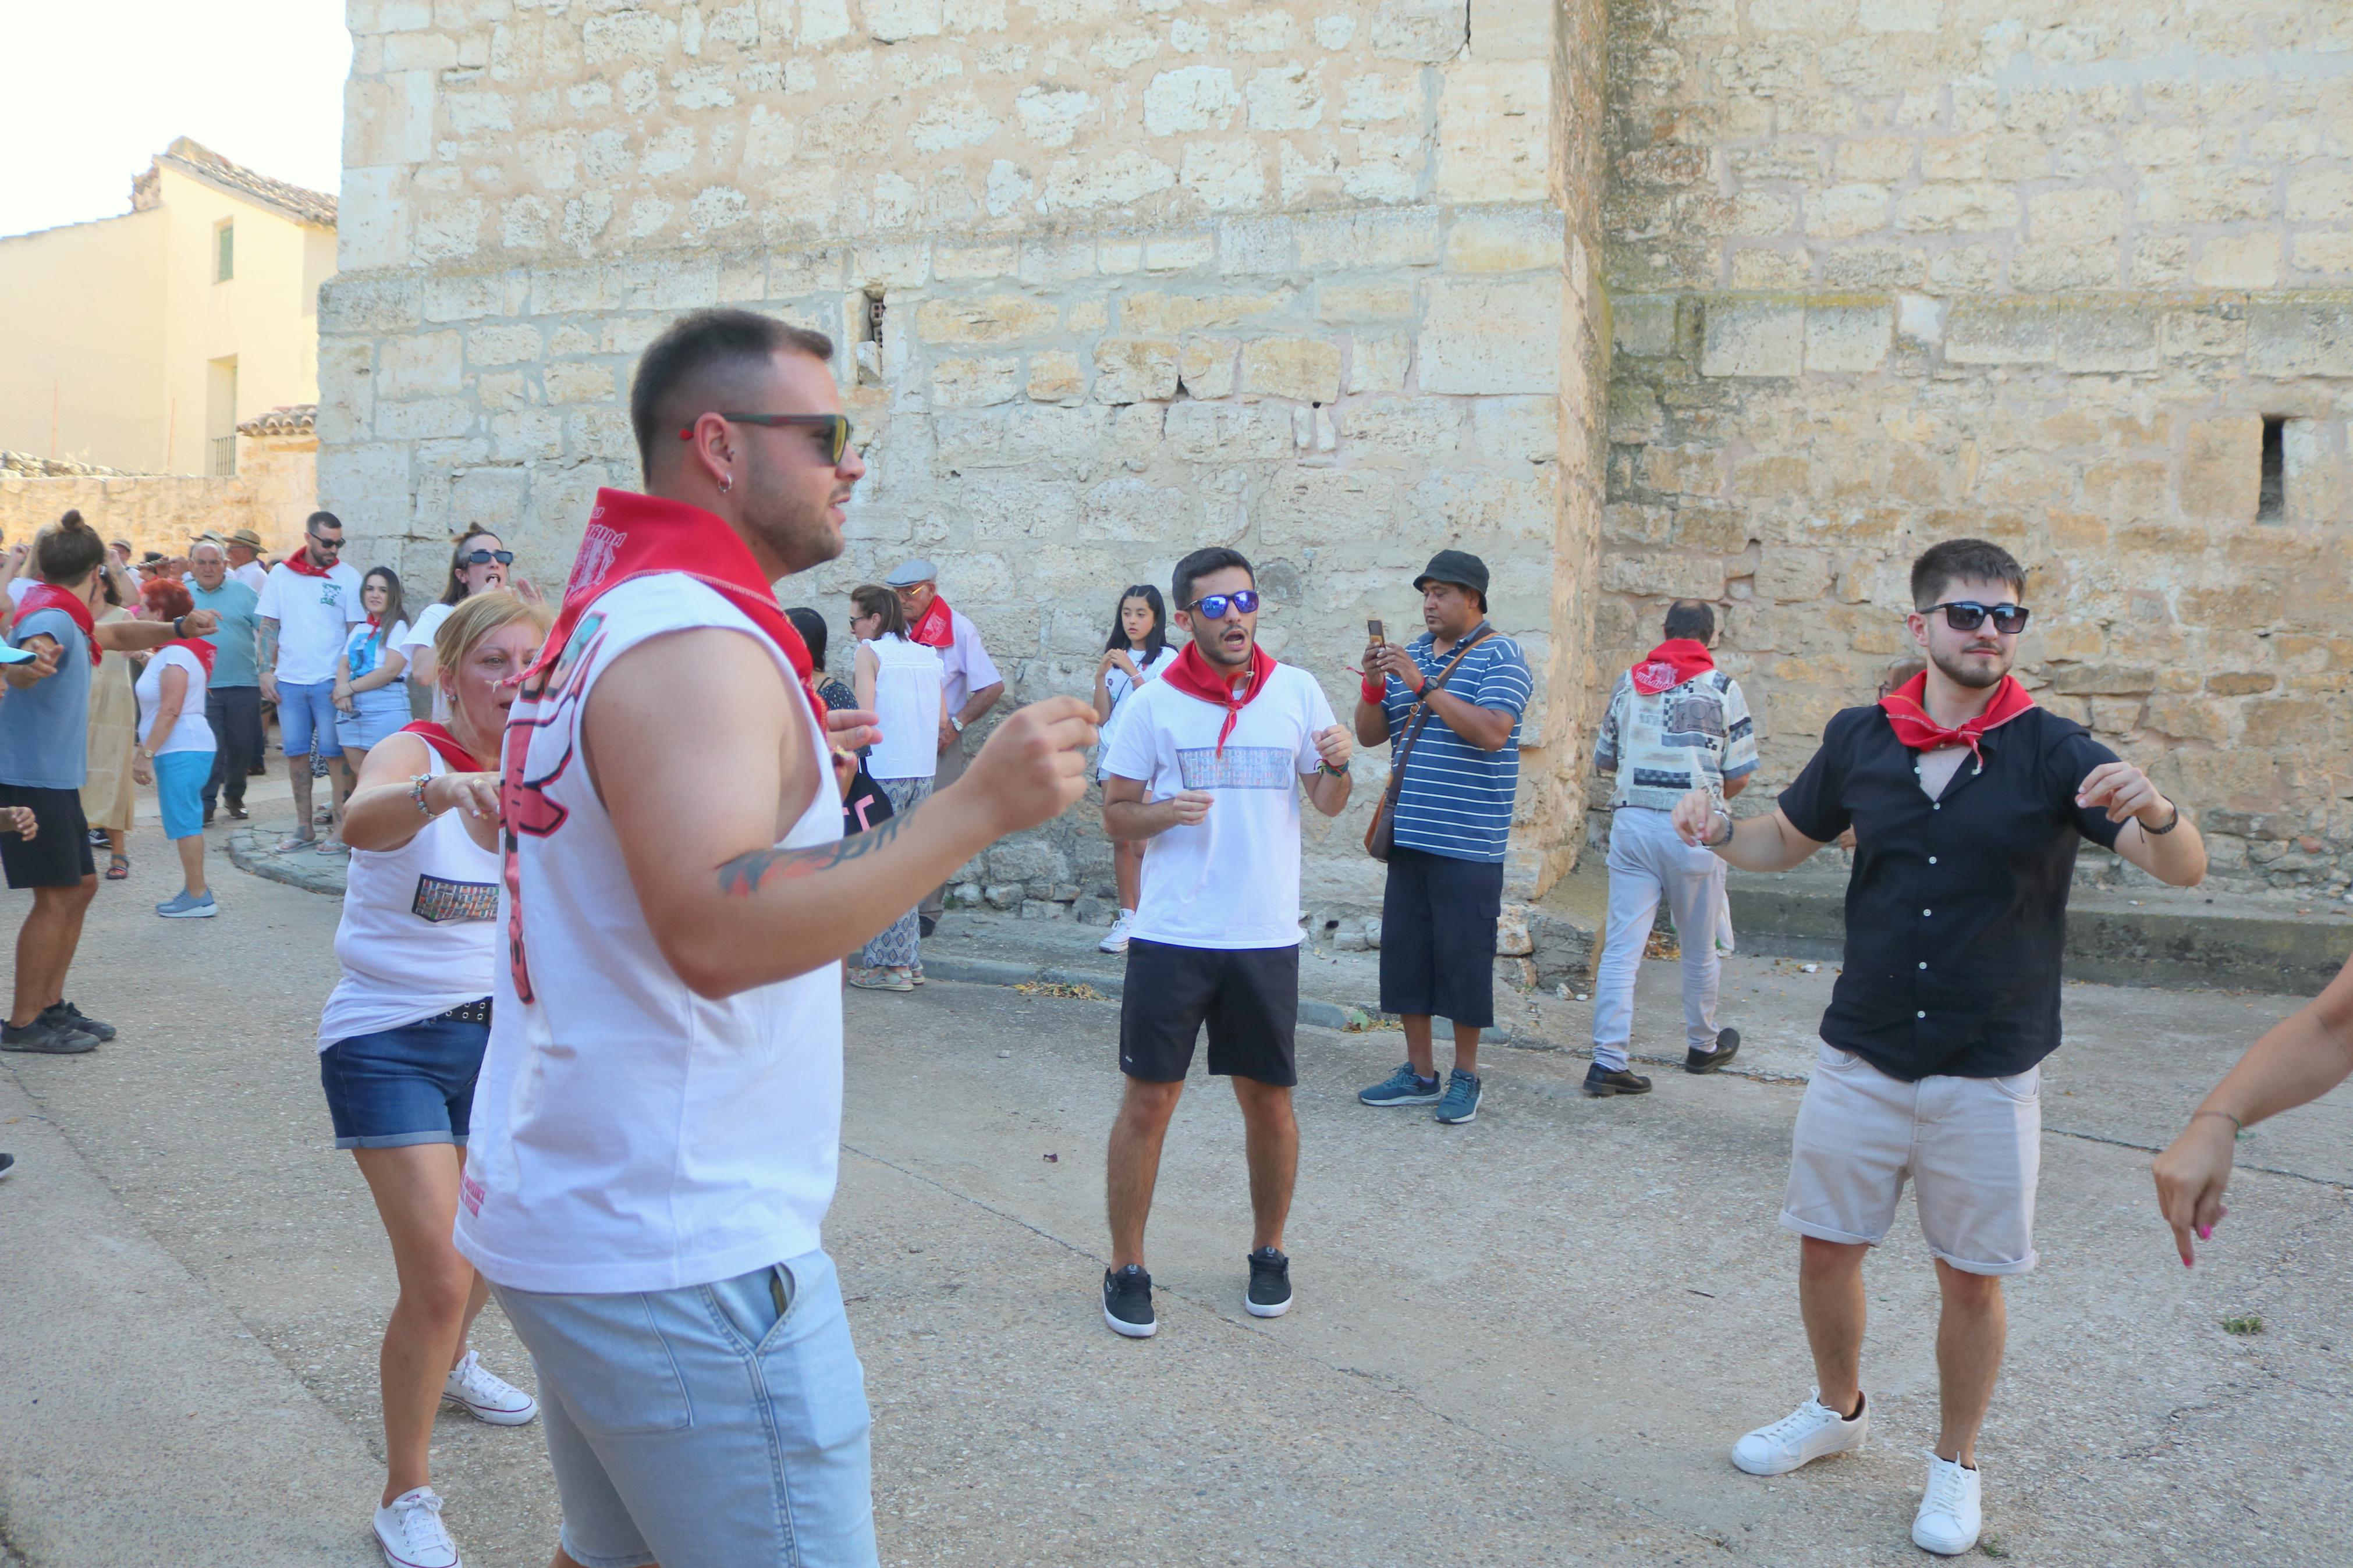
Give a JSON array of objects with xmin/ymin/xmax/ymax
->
[
  {"xmin": 374, "ymin": 1486, "xmax": 460, "ymax": 1568},
  {"xmin": 1912, "ymin": 1451, "xmax": 1983, "ymax": 1556},
  {"xmin": 1098, "ymin": 908, "xmax": 1135, "ymax": 954},
  {"xmin": 442, "ymin": 1350, "xmax": 538, "ymax": 1425},
  {"xmin": 1730, "ymin": 1389, "xmax": 1870, "ymax": 1476}
]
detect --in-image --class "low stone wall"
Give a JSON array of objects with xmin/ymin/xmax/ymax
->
[{"xmin": 0, "ymin": 434, "xmax": 315, "ymax": 560}]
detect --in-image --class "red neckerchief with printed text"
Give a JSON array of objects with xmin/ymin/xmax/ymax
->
[
  {"xmin": 1630, "ymin": 638, "xmax": 1715, "ymax": 696},
  {"xmin": 400, "ymin": 721, "xmax": 484, "ymax": 773},
  {"xmin": 1162, "ymin": 640, "xmax": 1276, "ymax": 756},
  {"xmin": 16, "ymin": 584, "xmax": 99, "ymax": 667},
  {"xmin": 907, "ymin": 593, "xmax": 954, "ymax": 650},
  {"xmin": 1878, "ymin": 671, "xmax": 2035, "ymax": 769}
]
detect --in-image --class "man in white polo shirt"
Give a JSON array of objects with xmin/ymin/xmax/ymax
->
[
  {"xmin": 1096, "ymin": 546, "xmax": 1354, "ymax": 1338},
  {"xmin": 255, "ymin": 510, "xmax": 365, "ymax": 849},
  {"xmin": 888, "ymin": 557, "xmax": 1003, "ymax": 935}
]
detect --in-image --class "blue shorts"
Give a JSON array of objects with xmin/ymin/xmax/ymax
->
[
  {"xmin": 319, "ymin": 1011, "xmax": 488, "ymax": 1150},
  {"xmin": 493, "ymin": 1249, "xmax": 877, "ymax": 1568},
  {"xmin": 153, "ymin": 749, "xmax": 214, "ymax": 840},
  {"xmin": 335, "ymin": 694, "xmax": 411, "ymax": 753},
  {"xmin": 276, "ymin": 679, "xmax": 343, "ymax": 758}
]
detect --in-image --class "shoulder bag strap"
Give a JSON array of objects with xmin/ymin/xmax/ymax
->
[{"xmin": 1382, "ymin": 627, "xmax": 1495, "ymax": 796}]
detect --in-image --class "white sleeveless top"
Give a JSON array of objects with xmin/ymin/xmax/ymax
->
[
  {"xmin": 455, "ymin": 576, "xmax": 844, "ymax": 1295},
  {"xmin": 863, "ymin": 632, "xmax": 943, "ymax": 781},
  {"xmin": 318, "ymin": 744, "xmax": 501, "ymax": 1047}
]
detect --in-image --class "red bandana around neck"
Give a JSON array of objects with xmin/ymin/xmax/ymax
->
[
  {"xmin": 169, "ymin": 635, "xmax": 216, "ymax": 678},
  {"xmin": 1630, "ymin": 638, "xmax": 1716, "ymax": 696},
  {"xmin": 520, "ymin": 488, "xmax": 821, "ymax": 717},
  {"xmin": 1879, "ymin": 672, "xmax": 2036, "ymax": 768},
  {"xmin": 279, "ymin": 549, "xmax": 333, "ymax": 579},
  {"xmin": 907, "ymin": 593, "xmax": 954, "ymax": 649},
  {"xmin": 16, "ymin": 584, "xmax": 99, "ymax": 666},
  {"xmin": 1163, "ymin": 640, "xmax": 1276, "ymax": 755},
  {"xmin": 400, "ymin": 720, "xmax": 485, "ymax": 773}
]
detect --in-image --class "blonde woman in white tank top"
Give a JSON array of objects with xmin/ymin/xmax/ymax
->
[
  {"xmin": 847, "ymin": 583, "xmax": 943, "ymax": 990},
  {"xmin": 323, "ymin": 591, "xmax": 551, "ymax": 1568}
]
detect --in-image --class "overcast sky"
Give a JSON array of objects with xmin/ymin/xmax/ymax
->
[{"xmin": 0, "ymin": 1, "xmax": 348, "ymax": 239}]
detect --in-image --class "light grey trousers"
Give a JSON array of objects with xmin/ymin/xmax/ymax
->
[{"xmin": 1592, "ymin": 805, "xmax": 1726, "ymax": 1071}]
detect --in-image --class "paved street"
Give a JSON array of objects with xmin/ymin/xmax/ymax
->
[{"xmin": 2, "ymin": 838, "xmax": 2348, "ymax": 1566}]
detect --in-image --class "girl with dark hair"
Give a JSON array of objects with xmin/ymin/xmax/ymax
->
[
  {"xmin": 846, "ymin": 584, "xmax": 941, "ymax": 991},
  {"xmin": 332, "ymin": 568, "xmax": 414, "ymax": 795},
  {"xmin": 130, "ymin": 576, "xmax": 219, "ymax": 916},
  {"xmin": 1092, "ymin": 584, "xmax": 1176, "ymax": 954},
  {"xmin": 784, "ymin": 605, "xmax": 859, "ymax": 716},
  {"xmin": 399, "ymin": 531, "xmax": 530, "ymax": 708}
]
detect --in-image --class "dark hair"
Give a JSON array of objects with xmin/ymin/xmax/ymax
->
[
  {"xmin": 306, "ymin": 510, "xmax": 342, "ymax": 535},
  {"xmin": 1172, "ymin": 547, "xmax": 1253, "ymax": 611},
  {"xmin": 1106, "ymin": 584, "xmax": 1167, "ymax": 664},
  {"xmin": 361, "ymin": 567, "xmax": 406, "ymax": 650},
  {"xmin": 1876, "ymin": 656, "xmax": 1928, "ymax": 699},
  {"xmin": 141, "ymin": 575, "xmax": 194, "ymax": 621},
  {"xmin": 850, "ymin": 584, "xmax": 907, "ymax": 638},
  {"xmin": 37, "ymin": 510, "xmax": 107, "ymax": 586},
  {"xmin": 783, "ymin": 606, "xmax": 830, "ymax": 667},
  {"xmin": 1911, "ymin": 538, "xmax": 2025, "ymax": 609},
  {"xmin": 630, "ymin": 308, "xmax": 837, "ymax": 476},
  {"xmin": 439, "ymin": 529, "xmax": 502, "ymax": 607},
  {"xmin": 1663, "ymin": 599, "xmax": 1715, "ymax": 643}
]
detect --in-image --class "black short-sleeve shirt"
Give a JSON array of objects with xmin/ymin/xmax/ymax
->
[{"xmin": 1776, "ymin": 705, "xmax": 2124, "ymax": 1082}]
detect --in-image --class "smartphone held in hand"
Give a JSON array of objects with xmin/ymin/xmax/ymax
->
[{"xmin": 1367, "ymin": 619, "xmax": 1385, "ymax": 646}]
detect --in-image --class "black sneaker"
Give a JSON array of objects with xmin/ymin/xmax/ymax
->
[
  {"xmin": 44, "ymin": 1001, "xmax": 116, "ymax": 1043},
  {"xmin": 918, "ymin": 914, "xmax": 939, "ymax": 939},
  {"xmin": 1687, "ymin": 1027, "xmax": 1740, "ymax": 1074},
  {"xmin": 1583, "ymin": 1062, "xmax": 1652, "ymax": 1097},
  {"xmin": 2, "ymin": 1018, "xmax": 99, "ymax": 1054},
  {"xmin": 1102, "ymin": 1264, "xmax": 1156, "ymax": 1338},
  {"xmin": 0, "ymin": 1150, "xmax": 13, "ymax": 1180},
  {"xmin": 1245, "ymin": 1247, "xmax": 1293, "ymax": 1318}
]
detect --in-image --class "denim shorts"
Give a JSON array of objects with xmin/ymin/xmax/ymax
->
[
  {"xmin": 318, "ymin": 1011, "xmax": 488, "ymax": 1150},
  {"xmin": 492, "ymin": 1249, "xmax": 878, "ymax": 1568},
  {"xmin": 335, "ymin": 693, "xmax": 411, "ymax": 753},
  {"xmin": 277, "ymin": 679, "xmax": 342, "ymax": 758},
  {"xmin": 153, "ymin": 749, "xmax": 214, "ymax": 840}
]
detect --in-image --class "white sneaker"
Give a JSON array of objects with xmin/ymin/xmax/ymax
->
[
  {"xmin": 1730, "ymin": 1389, "xmax": 1870, "ymax": 1476},
  {"xmin": 374, "ymin": 1487, "xmax": 460, "ymax": 1568},
  {"xmin": 1912, "ymin": 1451, "xmax": 1983, "ymax": 1555},
  {"xmin": 441, "ymin": 1350, "xmax": 537, "ymax": 1425},
  {"xmin": 1098, "ymin": 909, "xmax": 1135, "ymax": 954}
]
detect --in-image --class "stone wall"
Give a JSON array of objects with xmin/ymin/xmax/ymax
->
[
  {"xmin": 0, "ymin": 431, "xmax": 317, "ymax": 565},
  {"xmin": 1598, "ymin": 2, "xmax": 2353, "ymax": 893},
  {"xmin": 325, "ymin": 0, "xmax": 1598, "ymax": 912}
]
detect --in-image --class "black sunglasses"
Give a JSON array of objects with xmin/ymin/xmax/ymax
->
[
  {"xmin": 460, "ymin": 549, "xmax": 516, "ymax": 566},
  {"xmin": 1184, "ymin": 589, "xmax": 1259, "ymax": 621},
  {"xmin": 1926, "ymin": 600, "xmax": 2029, "ymax": 635},
  {"xmin": 307, "ymin": 535, "xmax": 343, "ymax": 551},
  {"xmin": 681, "ymin": 413, "xmax": 855, "ymax": 464}
]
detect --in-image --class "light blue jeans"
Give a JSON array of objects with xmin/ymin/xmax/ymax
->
[
  {"xmin": 1592, "ymin": 805, "xmax": 1726, "ymax": 1070},
  {"xmin": 492, "ymin": 1249, "xmax": 878, "ymax": 1568}
]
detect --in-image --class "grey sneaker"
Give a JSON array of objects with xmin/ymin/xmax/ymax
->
[
  {"xmin": 155, "ymin": 890, "xmax": 218, "ymax": 919},
  {"xmin": 42, "ymin": 1001, "xmax": 115, "ymax": 1041},
  {"xmin": 1, "ymin": 1018, "xmax": 99, "ymax": 1054},
  {"xmin": 1433, "ymin": 1068, "xmax": 1482, "ymax": 1124},
  {"xmin": 1358, "ymin": 1062, "xmax": 1442, "ymax": 1107}
]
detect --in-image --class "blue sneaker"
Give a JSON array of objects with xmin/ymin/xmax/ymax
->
[
  {"xmin": 1358, "ymin": 1063, "xmax": 1442, "ymax": 1107},
  {"xmin": 1433, "ymin": 1068, "xmax": 1482, "ymax": 1125},
  {"xmin": 155, "ymin": 890, "xmax": 218, "ymax": 919}
]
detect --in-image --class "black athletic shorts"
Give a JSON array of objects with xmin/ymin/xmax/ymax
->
[
  {"xmin": 0, "ymin": 784, "xmax": 95, "ymax": 889},
  {"xmin": 1119, "ymin": 938, "xmax": 1300, "ymax": 1087},
  {"xmin": 1378, "ymin": 845, "xmax": 1505, "ymax": 1029}
]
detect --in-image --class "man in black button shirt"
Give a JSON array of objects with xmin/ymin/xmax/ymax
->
[{"xmin": 1671, "ymin": 539, "xmax": 2206, "ymax": 1556}]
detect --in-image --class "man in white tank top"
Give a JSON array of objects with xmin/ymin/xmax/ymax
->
[{"xmin": 456, "ymin": 311, "xmax": 1097, "ymax": 1568}]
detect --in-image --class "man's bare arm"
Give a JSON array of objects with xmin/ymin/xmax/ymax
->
[
  {"xmin": 957, "ymin": 680, "xmax": 1005, "ymax": 730},
  {"xmin": 1669, "ymin": 789, "xmax": 1828, "ymax": 873},
  {"xmin": 589, "ymin": 630, "xmax": 1092, "ymax": 998},
  {"xmin": 1102, "ymin": 773, "xmax": 1209, "ymax": 841},
  {"xmin": 1724, "ymin": 773, "xmax": 1751, "ymax": 800},
  {"xmin": 96, "ymin": 610, "xmax": 215, "ymax": 654}
]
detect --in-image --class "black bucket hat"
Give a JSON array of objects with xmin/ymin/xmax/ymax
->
[{"xmin": 1412, "ymin": 549, "xmax": 1489, "ymax": 598}]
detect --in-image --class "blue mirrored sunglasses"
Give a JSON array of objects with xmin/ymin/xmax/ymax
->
[{"xmin": 1184, "ymin": 589, "xmax": 1259, "ymax": 620}]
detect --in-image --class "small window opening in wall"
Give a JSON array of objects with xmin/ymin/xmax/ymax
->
[
  {"xmin": 214, "ymin": 219, "xmax": 234, "ymax": 283},
  {"xmin": 863, "ymin": 289, "xmax": 886, "ymax": 350},
  {"xmin": 2258, "ymin": 415, "xmax": 2287, "ymax": 523},
  {"xmin": 854, "ymin": 290, "xmax": 887, "ymax": 387}
]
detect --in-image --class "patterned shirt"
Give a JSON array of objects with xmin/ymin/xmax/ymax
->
[
  {"xmin": 1592, "ymin": 666, "xmax": 1757, "ymax": 811},
  {"xmin": 1375, "ymin": 628, "xmax": 1532, "ymax": 865}
]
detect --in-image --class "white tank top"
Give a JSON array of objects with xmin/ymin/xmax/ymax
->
[
  {"xmin": 863, "ymin": 632, "xmax": 943, "ymax": 780},
  {"xmin": 318, "ymin": 744, "xmax": 501, "ymax": 1047},
  {"xmin": 455, "ymin": 575, "xmax": 844, "ymax": 1295}
]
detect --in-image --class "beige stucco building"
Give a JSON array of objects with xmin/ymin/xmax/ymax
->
[{"xmin": 0, "ymin": 138, "xmax": 338, "ymax": 477}]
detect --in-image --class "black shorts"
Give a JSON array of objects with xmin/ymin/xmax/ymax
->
[
  {"xmin": 1378, "ymin": 845, "xmax": 1504, "ymax": 1029},
  {"xmin": 0, "ymin": 785, "xmax": 94, "ymax": 890},
  {"xmin": 1119, "ymin": 938, "xmax": 1300, "ymax": 1087}
]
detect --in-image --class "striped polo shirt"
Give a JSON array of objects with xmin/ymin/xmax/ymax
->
[{"xmin": 1376, "ymin": 627, "xmax": 1532, "ymax": 864}]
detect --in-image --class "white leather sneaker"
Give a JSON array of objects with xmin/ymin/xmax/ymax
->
[
  {"xmin": 1730, "ymin": 1389, "xmax": 1869, "ymax": 1476},
  {"xmin": 1912, "ymin": 1451, "xmax": 1983, "ymax": 1555},
  {"xmin": 374, "ymin": 1486, "xmax": 460, "ymax": 1568},
  {"xmin": 1098, "ymin": 909, "xmax": 1135, "ymax": 954},
  {"xmin": 442, "ymin": 1350, "xmax": 538, "ymax": 1426}
]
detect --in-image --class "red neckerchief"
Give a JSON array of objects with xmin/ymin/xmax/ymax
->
[
  {"xmin": 169, "ymin": 636, "xmax": 216, "ymax": 678},
  {"xmin": 17, "ymin": 584, "xmax": 99, "ymax": 666},
  {"xmin": 399, "ymin": 721, "xmax": 484, "ymax": 773},
  {"xmin": 1162, "ymin": 640, "xmax": 1276, "ymax": 755},
  {"xmin": 1879, "ymin": 672, "xmax": 2035, "ymax": 770},
  {"xmin": 517, "ymin": 488, "xmax": 821, "ymax": 716},
  {"xmin": 279, "ymin": 549, "xmax": 332, "ymax": 579},
  {"xmin": 907, "ymin": 593, "xmax": 954, "ymax": 649},
  {"xmin": 1630, "ymin": 638, "xmax": 1715, "ymax": 696}
]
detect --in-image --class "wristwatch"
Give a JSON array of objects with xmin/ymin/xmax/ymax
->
[
  {"xmin": 1708, "ymin": 807, "xmax": 1734, "ymax": 848},
  {"xmin": 950, "ymin": 715, "xmax": 966, "ymax": 734}
]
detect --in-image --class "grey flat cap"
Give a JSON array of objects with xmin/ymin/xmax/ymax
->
[{"xmin": 884, "ymin": 558, "xmax": 939, "ymax": 587}]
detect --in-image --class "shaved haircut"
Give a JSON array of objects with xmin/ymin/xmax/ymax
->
[{"xmin": 630, "ymin": 309, "xmax": 836, "ymax": 477}]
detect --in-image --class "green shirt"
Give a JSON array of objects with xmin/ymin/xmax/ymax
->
[{"xmin": 189, "ymin": 579, "xmax": 262, "ymax": 688}]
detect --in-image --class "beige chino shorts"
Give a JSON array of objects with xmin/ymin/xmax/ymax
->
[{"xmin": 1780, "ymin": 1041, "xmax": 2043, "ymax": 1276}]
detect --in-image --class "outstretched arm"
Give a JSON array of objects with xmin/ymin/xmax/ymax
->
[
  {"xmin": 2079, "ymin": 760, "xmax": 2205, "ymax": 888},
  {"xmin": 1669, "ymin": 788, "xmax": 1829, "ymax": 873}
]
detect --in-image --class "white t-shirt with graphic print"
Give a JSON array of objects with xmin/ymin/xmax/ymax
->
[{"xmin": 1102, "ymin": 660, "xmax": 1336, "ymax": 951}]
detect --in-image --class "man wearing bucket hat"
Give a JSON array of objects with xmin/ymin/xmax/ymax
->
[
  {"xmin": 1352, "ymin": 549, "xmax": 1532, "ymax": 1126},
  {"xmin": 886, "ymin": 557, "xmax": 1004, "ymax": 934}
]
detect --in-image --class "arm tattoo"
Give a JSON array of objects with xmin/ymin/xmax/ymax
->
[
  {"xmin": 716, "ymin": 802, "xmax": 918, "ymax": 897},
  {"xmin": 258, "ymin": 619, "xmax": 278, "ymax": 669}
]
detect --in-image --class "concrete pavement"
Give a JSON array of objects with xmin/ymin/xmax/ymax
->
[{"xmin": 1, "ymin": 830, "xmax": 2348, "ymax": 1565}]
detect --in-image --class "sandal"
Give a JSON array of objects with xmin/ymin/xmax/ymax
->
[
  {"xmin": 314, "ymin": 835, "xmax": 347, "ymax": 856},
  {"xmin": 104, "ymin": 854, "xmax": 130, "ymax": 881},
  {"xmin": 275, "ymin": 834, "xmax": 315, "ymax": 853}
]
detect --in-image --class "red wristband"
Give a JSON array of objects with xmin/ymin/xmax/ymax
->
[{"xmin": 1360, "ymin": 677, "xmax": 1386, "ymax": 703}]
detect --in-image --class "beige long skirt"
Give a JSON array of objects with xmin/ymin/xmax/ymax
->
[{"xmin": 81, "ymin": 613, "xmax": 139, "ymax": 834}]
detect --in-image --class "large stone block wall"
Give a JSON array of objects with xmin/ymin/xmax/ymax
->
[{"xmin": 1598, "ymin": 2, "xmax": 2353, "ymax": 893}]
